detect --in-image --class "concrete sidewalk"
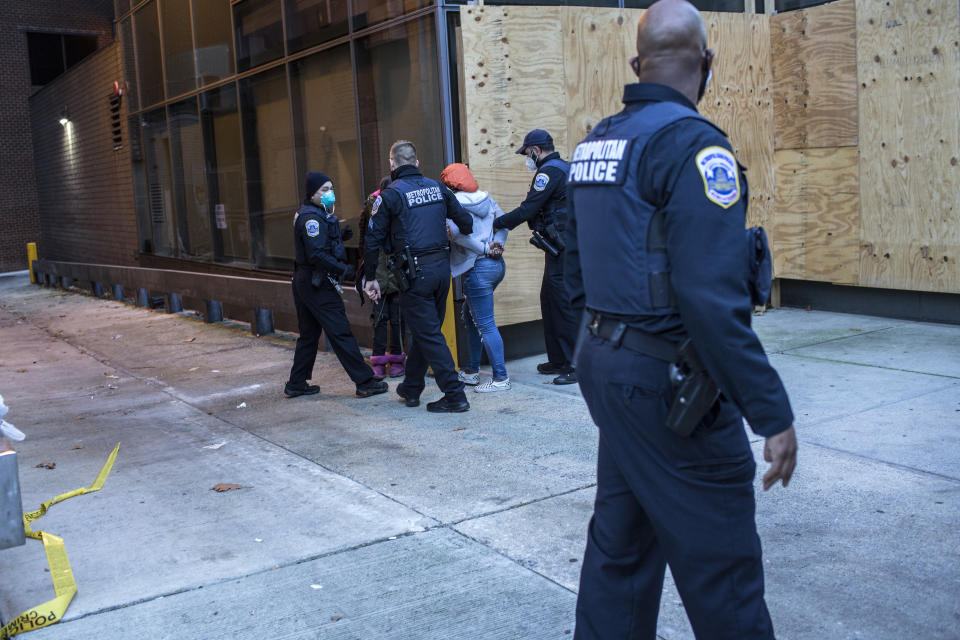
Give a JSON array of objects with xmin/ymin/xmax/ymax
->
[{"xmin": 0, "ymin": 273, "xmax": 957, "ymax": 640}]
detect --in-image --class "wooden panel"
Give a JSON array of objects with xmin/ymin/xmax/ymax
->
[
  {"xmin": 562, "ymin": 9, "xmax": 639, "ymax": 145},
  {"xmin": 774, "ymin": 147, "xmax": 860, "ymax": 284},
  {"xmin": 700, "ymin": 14, "xmax": 776, "ymax": 238},
  {"xmin": 772, "ymin": 0, "xmax": 858, "ymax": 149},
  {"xmin": 856, "ymin": 0, "xmax": 960, "ymax": 293},
  {"xmin": 460, "ymin": 6, "xmax": 569, "ymax": 170}
]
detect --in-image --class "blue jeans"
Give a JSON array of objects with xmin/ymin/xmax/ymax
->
[{"xmin": 463, "ymin": 257, "xmax": 507, "ymax": 379}]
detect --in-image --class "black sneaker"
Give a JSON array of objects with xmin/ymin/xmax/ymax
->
[
  {"xmin": 396, "ymin": 385, "xmax": 420, "ymax": 407},
  {"xmin": 537, "ymin": 361, "xmax": 565, "ymax": 375},
  {"xmin": 553, "ymin": 370, "xmax": 579, "ymax": 385},
  {"xmin": 426, "ymin": 396, "xmax": 470, "ymax": 413},
  {"xmin": 356, "ymin": 379, "xmax": 389, "ymax": 398},
  {"xmin": 285, "ymin": 382, "xmax": 319, "ymax": 398}
]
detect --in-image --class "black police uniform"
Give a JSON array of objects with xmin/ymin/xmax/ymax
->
[
  {"xmin": 364, "ymin": 164, "xmax": 474, "ymax": 405},
  {"xmin": 494, "ymin": 152, "xmax": 579, "ymax": 374},
  {"xmin": 288, "ymin": 201, "xmax": 376, "ymax": 390},
  {"xmin": 564, "ymin": 82, "xmax": 794, "ymax": 639}
]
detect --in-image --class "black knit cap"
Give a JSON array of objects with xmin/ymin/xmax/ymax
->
[{"xmin": 305, "ymin": 171, "xmax": 332, "ymax": 201}]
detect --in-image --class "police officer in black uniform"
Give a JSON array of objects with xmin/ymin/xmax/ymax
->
[
  {"xmin": 362, "ymin": 141, "xmax": 475, "ymax": 413},
  {"xmin": 285, "ymin": 171, "xmax": 388, "ymax": 399},
  {"xmin": 493, "ymin": 129, "xmax": 579, "ymax": 385},
  {"xmin": 564, "ymin": 1, "xmax": 798, "ymax": 638}
]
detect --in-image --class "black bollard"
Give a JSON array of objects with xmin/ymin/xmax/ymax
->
[
  {"xmin": 112, "ymin": 284, "xmax": 124, "ymax": 301},
  {"xmin": 137, "ymin": 288, "xmax": 150, "ymax": 307},
  {"xmin": 92, "ymin": 282, "xmax": 104, "ymax": 297},
  {"xmin": 253, "ymin": 308, "xmax": 274, "ymax": 336},
  {"xmin": 168, "ymin": 293, "xmax": 183, "ymax": 313},
  {"xmin": 204, "ymin": 300, "xmax": 223, "ymax": 323}
]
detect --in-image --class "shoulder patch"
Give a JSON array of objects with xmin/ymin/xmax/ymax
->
[
  {"xmin": 371, "ymin": 195, "xmax": 382, "ymax": 216},
  {"xmin": 695, "ymin": 146, "xmax": 741, "ymax": 209},
  {"xmin": 305, "ymin": 219, "xmax": 321, "ymax": 238},
  {"xmin": 533, "ymin": 172, "xmax": 550, "ymax": 192}
]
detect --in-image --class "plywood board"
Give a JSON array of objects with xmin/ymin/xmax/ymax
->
[
  {"xmin": 460, "ymin": 6, "xmax": 570, "ymax": 170},
  {"xmin": 772, "ymin": 0, "xmax": 858, "ymax": 149},
  {"xmin": 856, "ymin": 0, "xmax": 960, "ymax": 293},
  {"xmin": 774, "ymin": 146, "xmax": 860, "ymax": 284},
  {"xmin": 700, "ymin": 14, "xmax": 776, "ymax": 237}
]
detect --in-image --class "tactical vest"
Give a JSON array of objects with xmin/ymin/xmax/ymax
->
[
  {"xmin": 536, "ymin": 156, "xmax": 570, "ymax": 232},
  {"xmin": 568, "ymin": 101, "xmax": 727, "ymax": 318},
  {"xmin": 294, "ymin": 203, "xmax": 345, "ymax": 266},
  {"xmin": 387, "ymin": 174, "xmax": 450, "ymax": 255}
]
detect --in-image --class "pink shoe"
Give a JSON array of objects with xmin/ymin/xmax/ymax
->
[
  {"xmin": 387, "ymin": 353, "xmax": 406, "ymax": 378},
  {"xmin": 370, "ymin": 355, "xmax": 389, "ymax": 380}
]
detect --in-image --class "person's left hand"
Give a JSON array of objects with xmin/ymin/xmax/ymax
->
[
  {"xmin": 488, "ymin": 242, "xmax": 504, "ymax": 258},
  {"xmin": 363, "ymin": 279, "xmax": 381, "ymax": 302},
  {"xmin": 762, "ymin": 426, "xmax": 797, "ymax": 490}
]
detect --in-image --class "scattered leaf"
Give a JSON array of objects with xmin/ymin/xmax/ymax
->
[
  {"xmin": 15, "ymin": 369, "xmax": 27, "ymax": 373},
  {"xmin": 183, "ymin": 337, "xmax": 196, "ymax": 343},
  {"xmin": 36, "ymin": 462, "xmax": 56, "ymax": 470},
  {"xmin": 849, "ymin": 328, "xmax": 862, "ymax": 331},
  {"xmin": 331, "ymin": 616, "xmax": 342, "ymax": 622},
  {"xmin": 428, "ymin": 485, "xmax": 436, "ymax": 489},
  {"xmin": 72, "ymin": 445, "xmax": 84, "ymax": 450},
  {"xmin": 74, "ymin": 416, "xmax": 84, "ymax": 420},
  {"xmin": 210, "ymin": 483, "xmax": 243, "ymax": 492},
  {"xmin": 451, "ymin": 426, "xmax": 466, "ymax": 432}
]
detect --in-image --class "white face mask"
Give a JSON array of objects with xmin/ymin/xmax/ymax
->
[{"xmin": 525, "ymin": 156, "xmax": 538, "ymax": 172}]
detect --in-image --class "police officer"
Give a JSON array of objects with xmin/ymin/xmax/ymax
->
[
  {"xmin": 362, "ymin": 141, "xmax": 475, "ymax": 412},
  {"xmin": 564, "ymin": 1, "xmax": 798, "ymax": 638},
  {"xmin": 493, "ymin": 129, "xmax": 579, "ymax": 385},
  {"xmin": 285, "ymin": 171, "xmax": 388, "ymax": 399}
]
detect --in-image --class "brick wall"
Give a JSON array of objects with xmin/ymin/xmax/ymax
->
[
  {"xmin": 29, "ymin": 43, "xmax": 138, "ymax": 267},
  {"xmin": 0, "ymin": 1, "xmax": 114, "ymax": 272}
]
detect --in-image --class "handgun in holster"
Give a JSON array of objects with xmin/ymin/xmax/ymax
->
[
  {"xmin": 544, "ymin": 222, "xmax": 566, "ymax": 251},
  {"xmin": 387, "ymin": 252, "xmax": 411, "ymax": 293},
  {"xmin": 666, "ymin": 338, "xmax": 720, "ymax": 437},
  {"xmin": 529, "ymin": 230, "xmax": 560, "ymax": 257}
]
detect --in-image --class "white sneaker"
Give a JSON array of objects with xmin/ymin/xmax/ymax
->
[
  {"xmin": 458, "ymin": 370, "xmax": 480, "ymax": 385},
  {"xmin": 474, "ymin": 378, "xmax": 511, "ymax": 393}
]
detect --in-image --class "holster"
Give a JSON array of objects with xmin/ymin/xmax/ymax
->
[
  {"xmin": 666, "ymin": 339, "xmax": 720, "ymax": 437},
  {"xmin": 529, "ymin": 230, "xmax": 560, "ymax": 257},
  {"xmin": 387, "ymin": 255, "xmax": 411, "ymax": 292}
]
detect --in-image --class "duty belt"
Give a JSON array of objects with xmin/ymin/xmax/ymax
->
[{"xmin": 587, "ymin": 311, "xmax": 678, "ymax": 362}]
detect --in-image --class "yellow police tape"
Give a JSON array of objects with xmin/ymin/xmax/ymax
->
[{"xmin": 0, "ymin": 443, "xmax": 120, "ymax": 639}]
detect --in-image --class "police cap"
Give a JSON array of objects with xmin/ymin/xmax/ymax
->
[{"xmin": 516, "ymin": 129, "xmax": 553, "ymax": 154}]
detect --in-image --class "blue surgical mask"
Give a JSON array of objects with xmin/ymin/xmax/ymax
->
[{"xmin": 320, "ymin": 190, "xmax": 336, "ymax": 209}]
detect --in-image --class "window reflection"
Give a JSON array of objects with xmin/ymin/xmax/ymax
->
[
  {"xmin": 351, "ymin": 0, "xmax": 431, "ymax": 31},
  {"xmin": 234, "ymin": 0, "xmax": 284, "ymax": 72},
  {"xmin": 168, "ymin": 98, "xmax": 212, "ymax": 259},
  {"xmin": 134, "ymin": 1, "xmax": 164, "ymax": 107},
  {"xmin": 355, "ymin": 17, "xmax": 444, "ymax": 189},
  {"xmin": 194, "ymin": 0, "xmax": 236, "ymax": 85},
  {"xmin": 119, "ymin": 18, "xmax": 139, "ymax": 112},
  {"xmin": 239, "ymin": 66, "xmax": 297, "ymax": 267},
  {"xmin": 290, "ymin": 44, "xmax": 362, "ymax": 248},
  {"xmin": 285, "ymin": 0, "xmax": 349, "ymax": 53},
  {"xmin": 162, "ymin": 0, "xmax": 197, "ymax": 97},
  {"xmin": 200, "ymin": 84, "xmax": 251, "ymax": 262},
  {"xmin": 135, "ymin": 108, "xmax": 176, "ymax": 256}
]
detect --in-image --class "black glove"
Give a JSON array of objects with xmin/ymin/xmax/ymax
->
[
  {"xmin": 341, "ymin": 264, "xmax": 356, "ymax": 282},
  {"xmin": 340, "ymin": 225, "xmax": 354, "ymax": 242}
]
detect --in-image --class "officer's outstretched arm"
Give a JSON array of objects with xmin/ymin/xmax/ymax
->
[{"xmin": 495, "ymin": 172, "xmax": 558, "ymax": 230}]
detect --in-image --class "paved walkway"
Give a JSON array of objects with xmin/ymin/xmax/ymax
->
[{"xmin": 0, "ymin": 272, "xmax": 957, "ymax": 639}]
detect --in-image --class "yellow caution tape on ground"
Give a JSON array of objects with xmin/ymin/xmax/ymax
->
[{"xmin": 0, "ymin": 443, "xmax": 119, "ymax": 639}]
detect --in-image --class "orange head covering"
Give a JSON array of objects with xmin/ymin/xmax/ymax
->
[{"xmin": 440, "ymin": 163, "xmax": 479, "ymax": 193}]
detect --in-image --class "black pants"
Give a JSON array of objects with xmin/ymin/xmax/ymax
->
[
  {"xmin": 398, "ymin": 258, "xmax": 465, "ymax": 401},
  {"xmin": 574, "ymin": 334, "xmax": 774, "ymax": 640},
  {"xmin": 541, "ymin": 249, "xmax": 579, "ymax": 369},
  {"xmin": 288, "ymin": 270, "xmax": 373, "ymax": 387},
  {"xmin": 372, "ymin": 292, "xmax": 403, "ymax": 356}
]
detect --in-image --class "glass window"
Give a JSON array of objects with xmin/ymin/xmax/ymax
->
[
  {"xmin": 161, "ymin": 0, "xmax": 196, "ymax": 98},
  {"xmin": 135, "ymin": 1, "xmax": 165, "ymax": 107},
  {"xmin": 290, "ymin": 44, "xmax": 362, "ymax": 247},
  {"xmin": 351, "ymin": 0, "xmax": 431, "ymax": 32},
  {"xmin": 120, "ymin": 19, "xmax": 139, "ymax": 112},
  {"xmin": 135, "ymin": 108, "xmax": 177, "ymax": 256},
  {"xmin": 285, "ymin": 0, "xmax": 348, "ymax": 53},
  {"xmin": 26, "ymin": 33, "xmax": 64, "ymax": 86},
  {"xmin": 199, "ymin": 83, "xmax": 251, "ymax": 261},
  {"xmin": 194, "ymin": 0, "xmax": 235, "ymax": 85},
  {"xmin": 117, "ymin": 0, "xmax": 131, "ymax": 17},
  {"xmin": 239, "ymin": 66, "xmax": 297, "ymax": 267},
  {"xmin": 355, "ymin": 17, "xmax": 445, "ymax": 192},
  {"xmin": 168, "ymin": 97, "xmax": 213, "ymax": 259},
  {"xmin": 234, "ymin": 0, "xmax": 284, "ymax": 72},
  {"xmin": 624, "ymin": 0, "xmax": 744, "ymax": 7},
  {"xmin": 776, "ymin": 0, "xmax": 833, "ymax": 10}
]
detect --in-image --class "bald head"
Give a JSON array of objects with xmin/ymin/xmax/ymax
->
[{"xmin": 633, "ymin": 0, "xmax": 713, "ymax": 104}]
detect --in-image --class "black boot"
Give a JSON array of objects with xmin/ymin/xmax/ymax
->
[
  {"xmin": 396, "ymin": 384, "xmax": 420, "ymax": 407},
  {"xmin": 426, "ymin": 395, "xmax": 470, "ymax": 413},
  {"xmin": 356, "ymin": 379, "xmax": 389, "ymax": 398},
  {"xmin": 285, "ymin": 382, "xmax": 320, "ymax": 398}
]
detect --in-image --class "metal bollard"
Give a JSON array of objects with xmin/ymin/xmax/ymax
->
[
  {"xmin": 137, "ymin": 288, "xmax": 150, "ymax": 307},
  {"xmin": 253, "ymin": 308, "xmax": 274, "ymax": 336},
  {"xmin": 92, "ymin": 282, "xmax": 104, "ymax": 297},
  {"xmin": 112, "ymin": 284, "xmax": 124, "ymax": 301},
  {"xmin": 167, "ymin": 293, "xmax": 183, "ymax": 313},
  {"xmin": 61, "ymin": 276, "xmax": 71, "ymax": 289},
  {"xmin": 204, "ymin": 300, "xmax": 223, "ymax": 323}
]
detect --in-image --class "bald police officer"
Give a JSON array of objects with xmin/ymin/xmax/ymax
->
[
  {"xmin": 363, "ymin": 141, "xmax": 475, "ymax": 413},
  {"xmin": 493, "ymin": 129, "xmax": 579, "ymax": 385},
  {"xmin": 564, "ymin": 1, "xmax": 798, "ymax": 638}
]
